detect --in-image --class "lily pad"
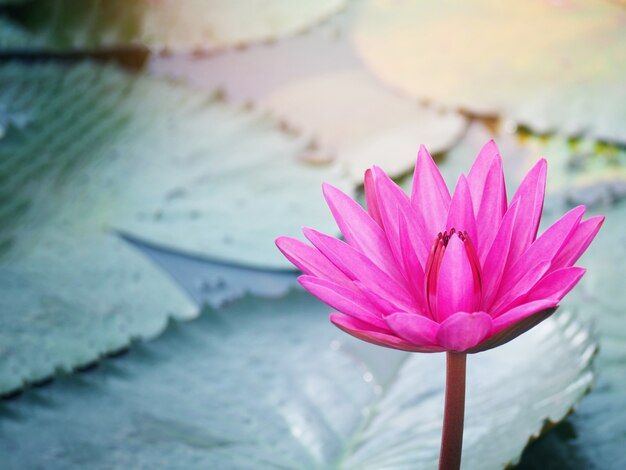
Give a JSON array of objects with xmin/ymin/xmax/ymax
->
[
  {"xmin": 123, "ymin": 235, "xmax": 298, "ymax": 308},
  {"xmin": 0, "ymin": 0, "xmax": 347, "ymax": 53},
  {"xmin": 0, "ymin": 231, "xmax": 195, "ymax": 395},
  {"xmin": 428, "ymin": 122, "xmax": 626, "ymax": 208},
  {"xmin": 150, "ymin": 7, "xmax": 466, "ymax": 182},
  {"xmin": 0, "ymin": 16, "xmax": 30, "ymax": 48},
  {"xmin": 352, "ymin": 0, "xmax": 626, "ymax": 144},
  {"xmin": 0, "ymin": 291, "xmax": 595, "ymax": 469},
  {"xmin": 0, "ymin": 61, "xmax": 348, "ymax": 395}
]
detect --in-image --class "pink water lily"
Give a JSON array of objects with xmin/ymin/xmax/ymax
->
[{"xmin": 276, "ymin": 141, "xmax": 603, "ymax": 353}]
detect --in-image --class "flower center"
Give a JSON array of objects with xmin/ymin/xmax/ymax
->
[{"xmin": 425, "ymin": 228, "xmax": 482, "ymax": 320}]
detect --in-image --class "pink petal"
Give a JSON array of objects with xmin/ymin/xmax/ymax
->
[
  {"xmin": 436, "ymin": 311, "xmax": 493, "ymax": 352},
  {"xmin": 491, "ymin": 299, "xmax": 559, "ymax": 334},
  {"xmin": 298, "ymin": 275, "xmax": 388, "ymax": 329},
  {"xmin": 474, "ymin": 155, "xmax": 507, "ymax": 258},
  {"xmin": 303, "ymin": 228, "xmax": 417, "ymax": 313},
  {"xmin": 435, "ymin": 234, "xmax": 477, "ymax": 321},
  {"xmin": 497, "ymin": 206, "xmax": 585, "ymax": 300},
  {"xmin": 411, "ymin": 145, "xmax": 451, "ymax": 238},
  {"xmin": 467, "ymin": 139, "xmax": 501, "ymax": 213},
  {"xmin": 551, "ymin": 215, "xmax": 604, "ymax": 271},
  {"xmin": 491, "ymin": 259, "xmax": 552, "ymax": 316},
  {"xmin": 524, "ymin": 267, "xmax": 586, "ymax": 303},
  {"xmin": 364, "ymin": 169, "xmax": 383, "ymax": 227},
  {"xmin": 506, "ymin": 159, "xmax": 547, "ymax": 268},
  {"xmin": 480, "ymin": 200, "xmax": 520, "ymax": 309},
  {"xmin": 372, "ymin": 166, "xmax": 431, "ymax": 268},
  {"xmin": 331, "ymin": 313, "xmax": 444, "ymax": 353},
  {"xmin": 398, "ymin": 215, "xmax": 426, "ymax": 302},
  {"xmin": 355, "ymin": 281, "xmax": 407, "ymax": 315},
  {"xmin": 322, "ymin": 183, "xmax": 405, "ymax": 285},
  {"xmin": 275, "ymin": 236, "xmax": 349, "ymax": 285},
  {"xmin": 385, "ymin": 312, "xmax": 439, "ymax": 345},
  {"xmin": 446, "ymin": 175, "xmax": 478, "ymax": 244}
]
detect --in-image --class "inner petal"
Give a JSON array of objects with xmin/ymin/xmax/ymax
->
[{"xmin": 435, "ymin": 233, "xmax": 478, "ymax": 322}]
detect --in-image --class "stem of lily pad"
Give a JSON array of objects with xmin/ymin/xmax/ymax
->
[{"xmin": 438, "ymin": 352, "xmax": 467, "ymax": 470}]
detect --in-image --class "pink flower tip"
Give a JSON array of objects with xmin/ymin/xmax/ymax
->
[{"xmin": 276, "ymin": 141, "xmax": 603, "ymax": 353}]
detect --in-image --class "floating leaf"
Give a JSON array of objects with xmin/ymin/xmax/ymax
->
[
  {"xmin": 1, "ymin": 0, "xmax": 347, "ymax": 52},
  {"xmin": 151, "ymin": 10, "xmax": 466, "ymax": 182},
  {"xmin": 352, "ymin": 0, "xmax": 626, "ymax": 144},
  {"xmin": 425, "ymin": 122, "xmax": 626, "ymax": 208},
  {"xmin": 0, "ymin": 231, "xmax": 195, "ymax": 395},
  {"xmin": 266, "ymin": 70, "xmax": 466, "ymax": 182},
  {"xmin": 0, "ymin": 291, "xmax": 595, "ymax": 469},
  {"xmin": 123, "ymin": 235, "xmax": 298, "ymax": 309},
  {"xmin": 0, "ymin": 16, "xmax": 31, "ymax": 48},
  {"xmin": 0, "ymin": 62, "xmax": 348, "ymax": 394}
]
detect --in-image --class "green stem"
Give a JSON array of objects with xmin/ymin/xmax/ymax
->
[{"xmin": 438, "ymin": 352, "xmax": 467, "ymax": 470}]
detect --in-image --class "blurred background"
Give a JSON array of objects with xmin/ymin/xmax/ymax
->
[{"xmin": 0, "ymin": 0, "xmax": 624, "ymax": 468}]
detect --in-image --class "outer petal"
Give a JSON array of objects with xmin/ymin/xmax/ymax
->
[
  {"xmin": 398, "ymin": 215, "xmax": 426, "ymax": 303},
  {"xmin": 473, "ymin": 154, "xmax": 507, "ymax": 257},
  {"xmin": 491, "ymin": 299, "xmax": 559, "ymax": 334},
  {"xmin": 468, "ymin": 305, "xmax": 556, "ymax": 353},
  {"xmin": 303, "ymin": 228, "xmax": 417, "ymax": 312},
  {"xmin": 355, "ymin": 281, "xmax": 407, "ymax": 316},
  {"xmin": 480, "ymin": 200, "xmax": 520, "ymax": 308},
  {"xmin": 506, "ymin": 159, "xmax": 547, "ymax": 268},
  {"xmin": 411, "ymin": 145, "xmax": 451, "ymax": 238},
  {"xmin": 373, "ymin": 165, "xmax": 431, "ymax": 268},
  {"xmin": 551, "ymin": 215, "xmax": 604, "ymax": 271},
  {"xmin": 322, "ymin": 183, "xmax": 405, "ymax": 284},
  {"xmin": 496, "ymin": 206, "xmax": 585, "ymax": 303},
  {"xmin": 523, "ymin": 267, "xmax": 586, "ymax": 303},
  {"xmin": 436, "ymin": 311, "xmax": 492, "ymax": 352},
  {"xmin": 491, "ymin": 259, "xmax": 552, "ymax": 316},
  {"xmin": 446, "ymin": 174, "xmax": 478, "ymax": 244},
  {"xmin": 385, "ymin": 312, "xmax": 439, "ymax": 345},
  {"xmin": 298, "ymin": 275, "xmax": 388, "ymax": 329},
  {"xmin": 467, "ymin": 139, "xmax": 501, "ymax": 213},
  {"xmin": 435, "ymin": 234, "xmax": 476, "ymax": 321},
  {"xmin": 331, "ymin": 314, "xmax": 444, "ymax": 353},
  {"xmin": 364, "ymin": 168, "xmax": 383, "ymax": 227},
  {"xmin": 275, "ymin": 236, "xmax": 349, "ymax": 285}
]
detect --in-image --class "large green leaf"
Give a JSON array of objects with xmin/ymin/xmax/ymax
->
[
  {"xmin": 0, "ymin": 16, "xmax": 30, "ymax": 47},
  {"xmin": 352, "ymin": 0, "xmax": 626, "ymax": 144},
  {"xmin": 418, "ymin": 122, "xmax": 626, "ymax": 210},
  {"xmin": 124, "ymin": 235, "xmax": 298, "ymax": 308},
  {"xmin": 0, "ymin": 291, "xmax": 595, "ymax": 469},
  {"xmin": 0, "ymin": 0, "xmax": 347, "ymax": 52},
  {"xmin": 0, "ymin": 62, "xmax": 349, "ymax": 395},
  {"xmin": 151, "ymin": 7, "xmax": 467, "ymax": 182}
]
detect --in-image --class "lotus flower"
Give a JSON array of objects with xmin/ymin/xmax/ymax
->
[{"xmin": 276, "ymin": 141, "xmax": 603, "ymax": 353}]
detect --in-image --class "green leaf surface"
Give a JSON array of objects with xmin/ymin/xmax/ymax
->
[
  {"xmin": 0, "ymin": 16, "xmax": 31, "ymax": 47},
  {"xmin": 151, "ymin": 4, "xmax": 466, "ymax": 182},
  {"xmin": 0, "ymin": 62, "xmax": 349, "ymax": 395},
  {"xmin": 0, "ymin": 291, "xmax": 595, "ymax": 469},
  {"xmin": 352, "ymin": 0, "xmax": 626, "ymax": 144},
  {"xmin": 124, "ymin": 235, "xmax": 298, "ymax": 308},
  {"xmin": 0, "ymin": 0, "xmax": 347, "ymax": 52},
  {"xmin": 421, "ymin": 122, "xmax": 626, "ymax": 210}
]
